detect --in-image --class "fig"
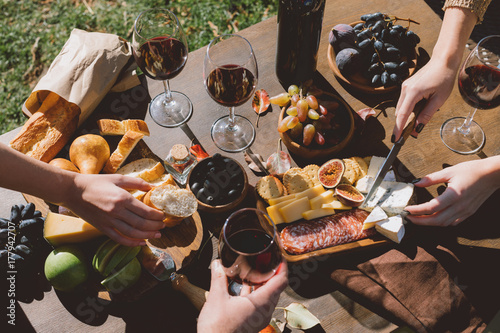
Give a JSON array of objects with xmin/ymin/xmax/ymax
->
[
  {"xmin": 318, "ymin": 159, "xmax": 345, "ymax": 188},
  {"xmin": 335, "ymin": 184, "xmax": 365, "ymax": 207}
]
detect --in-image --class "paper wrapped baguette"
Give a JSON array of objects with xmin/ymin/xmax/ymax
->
[{"xmin": 143, "ymin": 184, "xmax": 198, "ymax": 227}]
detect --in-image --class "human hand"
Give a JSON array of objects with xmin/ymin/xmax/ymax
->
[
  {"xmin": 198, "ymin": 259, "xmax": 288, "ymax": 333},
  {"xmin": 63, "ymin": 173, "xmax": 165, "ymax": 246},
  {"xmin": 406, "ymin": 158, "xmax": 500, "ymax": 226},
  {"xmin": 392, "ymin": 56, "xmax": 458, "ymax": 141}
]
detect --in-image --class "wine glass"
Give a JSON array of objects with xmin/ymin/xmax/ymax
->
[
  {"xmin": 132, "ymin": 8, "xmax": 192, "ymax": 128},
  {"xmin": 219, "ymin": 208, "xmax": 282, "ymax": 292},
  {"xmin": 440, "ymin": 35, "xmax": 500, "ymax": 154},
  {"xmin": 204, "ymin": 34, "xmax": 258, "ymax": 152}
]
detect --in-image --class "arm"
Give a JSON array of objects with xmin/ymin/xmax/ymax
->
[
  {"xmin": 406, "ymin": 155, "xmax": 500, "ymax": 226},
  {"xmin": 0, "ymin": 143, "xmax": 165, "ymax": 246},
  {"xmin": 392, "ymin": 6, "xmax": 478, "ymax": 141},
  {"xmin": 197, "ymin": 259, "xmax": 288, "ymax": 333}
]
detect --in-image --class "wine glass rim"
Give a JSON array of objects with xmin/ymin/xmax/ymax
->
[
  {"xmin": 473, "ymin": 35, "xmax": 500, "ymax": 71},
  {"xmin": 134, "ymin": 8, "xmax": 180, "ymax": 41},
  {"xmin": 221, "ymin": 208, "xmax": 279, "ymax": 256},
  {"xmin": 206, "ymin": 34, "xmax": 255, "ymax": 69}
]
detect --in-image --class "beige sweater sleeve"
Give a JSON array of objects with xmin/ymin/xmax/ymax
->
[{"xmin": 443, "ymin": 0, "xmax": 492, "ymax": 23}]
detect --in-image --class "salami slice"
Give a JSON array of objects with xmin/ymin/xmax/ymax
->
[{"xmin": 280, "ymin": 209, "xmax": 375, "ymax": 254}]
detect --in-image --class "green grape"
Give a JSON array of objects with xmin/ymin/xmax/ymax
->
[
  {"xmin": 308, "ymin": 109, "xmax": 320, "ymax": 120},
  {"xmin": 286, "ymin": 106, "xmax": 298, "ymax": 116},
  {"xmin": 303, "ymin": 124, "xmax": 316, "ymax": 146},
  {"xmin": 288, "ymin": 85, "xmax": 300, "ymax": 96},
  {"xmin": 278, "ymin": 116, "xmax": 294, "ymax": 132},
  {"xmin": 296, "ymin": 99, "xmax": 309, "ymax": 122},
  {"xmin": 287, "ymin": 116, "xmax": 299, "ymax": 129},
  {"xmin": 306, "ymin": 95, "xmax": 319, "ymax": 110},
  {"xmin": 269, "ymin": 92, "xmax": 290, "ymax": 107}
]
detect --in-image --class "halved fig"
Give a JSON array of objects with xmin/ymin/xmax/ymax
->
[
  {"xmin": 335, "ymin": 184, "xmax": 364, "ymax": 207},
  {"xmin": 318, "ymin": 159, "xmax": 345, "ymax": 188}
]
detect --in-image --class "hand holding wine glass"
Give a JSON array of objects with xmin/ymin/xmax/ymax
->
[
  {"xmin": 204, "ymin": 34, "xmax": 258, "ymax": 152},
  {"xmin": 132, "ymin": 8, "xmax": 192, "ymax": 127},
  {"xmin": 440, "ymin": 35, "xmax": 500, "ymax": 154}
]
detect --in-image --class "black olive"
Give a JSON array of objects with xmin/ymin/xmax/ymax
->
[
  {"xmin": 207, "ymin": 161, "xmax": 215, "ymax": 169},
  {"xmin": 205, "ymin": 196, "xmax": 215, "ymax": 205},
  {"xmin": 212, "ymin": 153, "xmax": 222, "ymax": 160},
  {"xmin": 21, "ymin": 203, "xmax": 36, "ymax": 219},
  {"xmin": 19, "ymin": 235, "xmax": 30, "ymax": 245},
  {"xmin": 228, "ymin": 189, "xmax": 239, "ymax": 199},
  {"xmin": 190, "ymin": 182, "xmax": 201, "ymax": 195}
]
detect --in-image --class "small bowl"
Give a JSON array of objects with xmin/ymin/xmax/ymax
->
[
  {"xmin": 327, "ymin": 21, "xmax": 418, "ymax": 94},
  {"xmin": 279, "ymin": 92, "xmax": 355, "ymax": 159},
  {"xmin": 187, "ymin": 155, "xmax": 248, "ymax": 213}
]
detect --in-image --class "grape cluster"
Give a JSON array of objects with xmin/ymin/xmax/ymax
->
[
  {"xmin": 330, "ymin": 12, "xmax": 421, "ymax": 88},
  {"xmin": 272, "ymin": 85, "xmax": 341, "ymax": 147}
]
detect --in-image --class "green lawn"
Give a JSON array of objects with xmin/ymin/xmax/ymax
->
[{"xmin": 0, "ymin": 0, "xmax": 277, "ymax": 135}]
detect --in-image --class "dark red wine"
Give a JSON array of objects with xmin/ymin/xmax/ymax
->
[
  {"xmin": 458, "ymin": 64, "xmax": 500, "ymax": 109},
  {"xmin": 276, "ymin": 0, "xmax": 325, "ymax": 87},
  {"xmin": 206, "ymin": 65, "xmax": 256, "ymax": 107},
  {"xmin": 220, "ymin": 229, "xmax": 281, "ymax": 285},
  {"xmin": 135, "ymin": 36, "xmax": 187, "ymax": 80}
]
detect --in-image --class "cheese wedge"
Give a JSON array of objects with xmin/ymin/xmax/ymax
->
[
  {"xmin": 44, "ymin": 211, "xmax": 104, "ymax": 246},
  {"xmin": 361, "ymin": 181, "xmax": 414, "ymax": 216},
  {"xmin": 294, "ymin": 184, "xmax": 325, "ymax": 200},
  {"xmin": 362, "ymin": 206, "xmax": 388, "ymax": 230},
  {"xmin": 309, "ymin": 190, "xmax": 334, "ymax": 210},
  {"xmin": 268, "ymin": 193, "xmax": 296, "ymax": 206},
  {"xmin": 375, "ymin": 215, "xmax": 405, "ymax": 243},
  {"xmin": 322, "ymin": 200, "xmax": 351, "ymax": 210},
  {"xmin": 302, "ymin": 208, "xmax": 335, "ymax": 220},
  {"xmin": 279, "ymin": 196, "xmax": 311, "ymax": 223}
]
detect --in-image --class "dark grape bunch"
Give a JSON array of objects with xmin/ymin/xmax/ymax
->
[{"xmin": 330, "ymin": 12, "xmax": 421, "ymax": 88}]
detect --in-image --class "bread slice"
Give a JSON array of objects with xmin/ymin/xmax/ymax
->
[
  {"xmin": 9, "ymin": 92, "xmax": 80, "ymax": 162},
  {"xmin": 116, "ymin": 158, "xmax": 165, "ymax": 182},
  {"xmin": 98, "ymin": 119, "xmax": 150, "ymax": 136},
  {"xmin": 143, "ymin": 184, "xmax": 198, "ymax": 227},
  {"xmin": 103, "ymin": 130, "xmax": 144, "ymax": 174},
  {"xmin": 130, "ymin": 173, "xmax": 176, "ymax": 201}
]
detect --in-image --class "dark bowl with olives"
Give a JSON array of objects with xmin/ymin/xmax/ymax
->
[{"xmin": 187, "ymin": 154, "xmax": 248, "ymax": 213}]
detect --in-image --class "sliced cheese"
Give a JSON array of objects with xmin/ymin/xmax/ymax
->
[
  {"xmin": 367, "ymin": 156, "xmax": 386, "ymax": 178},
  {"xmin": 266, "ymin": 198, "xmax": 296, "ymax": 225},
  {"xmin": 302, "ymin": 208, "xmax": 335, "ymax": 220},
  {"xmin": 44, "ymin": 211, "xmax": 104, "ymax": 246},
  {"xmin": 309, "ymin": 190, "xmax": 335, "ymax": 210},
  {"xmin": 375, "ymin": 215, "xmax": 405, "ymax": 243},
  {"xmin": 322, "ymin": 200, "xmax": 351, "ymax": 210},
  {"xmin": 279, "ymin": 196, "xmax": 311, "ymax": 223},
  {"xmin": 294, "ymin": 184, "xmax": 325, "ymax": 200},
  {"xmin": 268, "ymin": 193, "xmax": 296, "ymax": 206},
  {"xmin": 362, "ymin": 206, "xmax": 388, "ymax": 230}
]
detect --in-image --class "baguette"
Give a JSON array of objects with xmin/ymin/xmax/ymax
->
[
  {"xmin": 103, "ymin": 130, "xmax": 144, "ymax": 174},
  {"xmin": 116, "ymin": 158, "xmax": 165, "ymax": 182},
  {"xmin": 98, "ymin": 119, "xmax": 150, "ymax": 136},
  {"xmin": 130, "ymin": 173, "xmax": 176, "ymax": 201},
  {"xmin": 143, "ymin": 184, "xmax": 197, "ymax": 227},
  {"xmin": 9, "ymin": 92, "xmax": 80, "ymax": 162}
]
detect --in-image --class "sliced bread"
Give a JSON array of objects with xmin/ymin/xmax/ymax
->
[{"xmin": 116, "ymin": 158, "xmax": 165, "ymax": 182}]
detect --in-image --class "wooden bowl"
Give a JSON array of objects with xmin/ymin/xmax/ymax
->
[
  {"xmin": 327, "ymin": 21, "xmax": 418, "ymax": 94},
  {"xmin": 187, "ymin": 156, "xmax": 248, "ymax": 213},
  {"xmin": 279, "ymin": 92, "xmax": 355, "ymax": 159}
]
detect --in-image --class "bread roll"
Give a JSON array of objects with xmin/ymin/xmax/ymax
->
[
  {"xmin": 98, "ymin": 119, "xmax": 150, "ymax": 136},
  {"xmin": 116, "ymin": 158, "xmax": 165, "ymax": 182},
  {"xmin": 143, "ymin": 184, "xmax": 197, "ymax": 227},
  {"xmin": 103, "ymin": 130, "xmax": 144, "ymax": 174},
  {"xmin": 130, "ymin": 173, "xmax": 176, "ymax": 201}
]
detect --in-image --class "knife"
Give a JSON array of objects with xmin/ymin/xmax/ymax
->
[{"xmin": 364, "ymin": 99, "xmax": 426, "ymax": 204}]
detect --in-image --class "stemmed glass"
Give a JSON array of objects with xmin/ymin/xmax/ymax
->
[
  {"xmin": 219, "ymin": 208, "xmax": 282, "ymax": 292},
  {"xmin": 440, "ymin": 35, "xmax": 500, "ymax": 154},
  {"xmin": 132, "ymin": 8, "xmax": 192, "ymax": 128},
  {"xmin": 204, "ymin": 34, "xmax": 258, "ymax": 152}
]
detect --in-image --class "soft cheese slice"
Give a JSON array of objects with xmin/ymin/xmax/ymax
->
[
  {"xmin": 375, "ymin": 215, "xmax": 405, "ymax": 243},
  {"xmin": 361, "ymin": 181, "xmax": 414, "ymax": 216},
  {"xmin": 356, "ymin": 171, "xmax": 397, "ymax": 194},
  {"xmin": 309, "ymin": 190, "xmax": 334, "ymax": 210},
  {"xmin": 44, "ymin": 212, "xmax": 104, "ymax": 246},
  {"xmin": 279, "ymin": 196, "xmax": 311, "ymax": 223},
  {"xmin": 362, "ymin": 206, "xmax": 388, "ymax": 230}
]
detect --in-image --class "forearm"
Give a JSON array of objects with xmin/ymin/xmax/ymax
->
[
  {"xmin": 0, "ymin": 143, "xmax": 74, "ymax": 205},
  {"xmin": 479, "ymin": 155, "xmax": 500, "ymax": 190}
]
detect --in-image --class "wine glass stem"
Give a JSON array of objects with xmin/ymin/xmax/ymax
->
[
  {"xmin": 458, "ymin": 107, "xmax": 478, "ymax": 135},
  {"xmin": 162, "ymin": 80, "xmax": 173, "ymax": 105},
  {"xmin": 228, "ymin": 106, "xmax": 236, "ymax": 130}
]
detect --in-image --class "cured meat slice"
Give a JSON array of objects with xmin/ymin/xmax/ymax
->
[{"xmin": 280, "ymin": 209, "xmax": 375, "ymax": 254}]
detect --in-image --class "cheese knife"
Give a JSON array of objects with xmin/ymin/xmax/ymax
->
[{"xmin": 364, "ymin": 99, "xmax": 426, "ymax": 204}]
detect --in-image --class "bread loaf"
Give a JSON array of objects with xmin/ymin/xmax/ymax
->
[
  {"xmin": 143, "ymin": 184, "xmax": 197, "ymax": 227},
  {"xmin": 98, "ymin": 119, "xmax": 150, "ymax": 136},
  {"xmin": 9, "ymin": 92, "xmax": 80, "ymax": 162},
  {"xmin": 103, "ymin": 130, "xmax": 144, "ymax": 174}
]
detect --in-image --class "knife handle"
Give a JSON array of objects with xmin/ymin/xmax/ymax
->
[
  {"xmin": 398, "ymin": 99, "xmax": 427, "ymax": 143},
  {"xmin": 171, "ymin": 273, "xmax": 208, "ymax": 311}
]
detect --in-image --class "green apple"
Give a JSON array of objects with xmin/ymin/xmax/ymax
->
[
  {"xmin": 44, "ymin": 245, "xmax": 89, "ymax": 292},
  {"xmin": 101, "ymin": 257, "xmax": 141, "ymax": 293}
]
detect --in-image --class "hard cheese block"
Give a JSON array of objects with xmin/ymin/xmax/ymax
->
[
  {"xmin": 375, "ymin": 215, "xmax": 405, "ymax": 243},
  {"xmin": 44, "ymin": 211, "xmax": 104, "ymax": 246}
]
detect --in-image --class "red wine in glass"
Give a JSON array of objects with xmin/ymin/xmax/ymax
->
[
  {"xmin": 135, "ymin": 37, "xmax": 188, "ymax": 81},
  {"xmin": 205, "ymin": 65, "xmax": 256, "ymax": 107},
  {"xmin": 458, "ymin": 64, "xmax": 500, "ymax": 109},
  {"xmin": 220, "ymin": 228, "xmax": 282, "ymax": 286}
]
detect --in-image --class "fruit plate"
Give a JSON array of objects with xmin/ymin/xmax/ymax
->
[
  {"xmin": 327, "ymin": 21, "xmax": 418, "ymax": 94},
  {"xmin": 279, "ymin": 91, "xmax": 355, "ymax": 160}
]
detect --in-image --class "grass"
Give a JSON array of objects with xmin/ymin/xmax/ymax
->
[{"xmin": 0, "ymin": 0, "xmax": 277, "ymax": 135}]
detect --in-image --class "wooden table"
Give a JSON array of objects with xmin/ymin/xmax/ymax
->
[{"xmin": 2, "ymin": 0, "xmax": 500, "ymax": 332}]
